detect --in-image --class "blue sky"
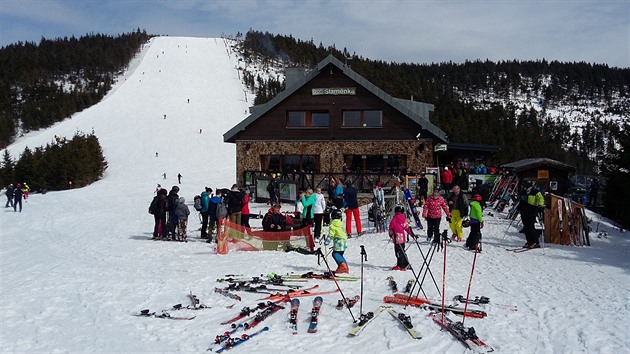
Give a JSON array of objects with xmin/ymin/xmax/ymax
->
[{"xmin": 1, "ymin": 0, "xmax": 628, "ymax": 68}]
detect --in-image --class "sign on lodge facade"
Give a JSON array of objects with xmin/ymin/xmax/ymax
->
[{"xmin": 224, "ymin": 55, "xmax": 448, "ymax": 193}]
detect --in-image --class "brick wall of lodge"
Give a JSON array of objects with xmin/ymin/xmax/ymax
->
[{"xmin": 234, "ymin": 140, "xmax": 434, "ymax": 186}]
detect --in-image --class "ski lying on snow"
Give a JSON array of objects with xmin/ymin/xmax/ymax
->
[
  {"xmin": 453, "ymin": 295, "xmax": 517, "ymax": 312},
  {"xmin": 243, "ymin": 303, "xmax": 284, "ymax": 330},
  {"xmin": 430, "ymin": 312, "xmax": 493, "ymax": 353},
  {"xmin": 132, "ymin": 309, "xmax": 196, "ymax": 320},
  {"xmin": 386, "ymin": 307, "xmax": 421, "ymax": 339},
  {"xmin": 288, "ymin": 298, "xmax": 300, "ymax": 334},
  {"xmin": 307, "ymin": 296, "xmax": 323, "ymax": 333},
  {"xmin": 348, "ymin": 306, "xmax": 389, "ymax": 336},
  {"xmin": 337, "ymin": 295, "xmax": 360, "ymax": 310},
  {"xmin": 211, "ymin": 324, "xmax": 243, "ymax": 349},
  {"xmin": 385, "ymin": 295, "xmax": 487, "ymax": 318},
  {"xmin": 214, "ymin": 287, "xmax": 242, "ymax": 301},
  {"xmin": 214, "ymin": 326, "xmax": 269, "ymax": 353},
  {"xmin": 221, "ymin": 299, "xmax": 286, "ymax": 325},
  {"xmin": 257, "ymin": 286, "xmax": 338, "ymax": 301},
  {"xmin": 283, "ymin": 272, "xmax": 359, "ymax": 281}
]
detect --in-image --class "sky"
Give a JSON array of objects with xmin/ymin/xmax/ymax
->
[{"xmin": 0, "ymin": 0, "xmax": 628, "ymax": 68}]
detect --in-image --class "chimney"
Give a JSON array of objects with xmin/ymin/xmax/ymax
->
[{"xmin": 285, "ymin": 67, "xmax": 306, "ymax": 88}]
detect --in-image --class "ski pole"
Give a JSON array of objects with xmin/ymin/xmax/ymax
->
[
  {"xmin": 360, "ymin": 245, "xmax": 367, "ymax": 316},
  {"xmin": 461, "ymin": 242, "xmax": 479, "ymax": 326},
  {"xmin": 411, "ymin": 234, "xmax": 441, "ymax": 297},
  {"xmin": 315, "ymin": 248, "xmax": 357, "ymax": 322},
  {"xmin": 441, "ymin": 229, "xmax": 448, "ymax": 326}
]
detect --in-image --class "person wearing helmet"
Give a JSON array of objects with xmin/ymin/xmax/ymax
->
[
  {"xmin": 521, "ymin": 180, "xmax": 545, "ymax": 248},
  {"xmin": 389, "ymin": 205, "xmax": 413, "ymax": 270},
  {"xmin": 465, "ymin": 194, "xmax": 484, "ymax": 251},
  {"xmin": 422, "ymin": 189, "xmax": 451, "ymax": 244},
  {"xmin": 166, "ymin": 186, "xmax": 180, "ymax": 240},
  {"xmin": 441, "ymin": 166, "xmax": 453, "ymax": 192},
  {"xmin": 325, "ymin": 208, "xmax": 349, "ymax": 273}
]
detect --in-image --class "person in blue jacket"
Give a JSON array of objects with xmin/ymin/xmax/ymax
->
[
  {"xmin": 207, "ymin": 190, "xmax": 224, "ymax": 243},
  {"xmin": 200, "ymin": 187, "xmax": 211, "ymax": 239}
]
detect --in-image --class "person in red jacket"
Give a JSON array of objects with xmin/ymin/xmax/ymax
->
[
  {"xmin": 422, "ymin": 189, "xmax": 451, "ymax": 243},
  {"xmin": 240, "ymin": 189, "xmax": 251, "ymax": 228},
  {"xmin": 389, "ymin": 206, "xmax": 414, "ymax": 270},
  {"xmin": 441, "ymin": 167, "xmax": 453, "ymax": 192}
]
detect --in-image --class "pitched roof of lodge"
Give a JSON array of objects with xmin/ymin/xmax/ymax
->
[
  {"xmin": 501, "ymin": 158, "xmax": 576, "ymax": 172},
  {"xmin": 224, "ymin": 54, "xmax": 448, "ymax": 143}
]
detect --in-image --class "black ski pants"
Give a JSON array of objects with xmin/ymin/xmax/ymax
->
[
  {"xmin": 200, "ymin": 212, "xmax": 210, "ymax": 238},
  {"xmin": 314, "ymin": 213, "xmax": 324, "ymax": 238},
  {"xmin": 466, "ymin": 222, "xmax": 482, "ymax": 250},
  {"xmin": 394, "ymin": 243, "xmax": 409, "ymax": 269},
  {"xmin": 426, "ymin": 218, "xmax": 441, "ymax": 242},
  {"xmin": 522, "ymin": 210, "xmax": 538, "ymax": 244}
]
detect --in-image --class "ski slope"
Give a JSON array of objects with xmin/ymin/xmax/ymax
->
[{"xmin": 1, "ymin": 36, "xmax": 629, "ymax": 353}]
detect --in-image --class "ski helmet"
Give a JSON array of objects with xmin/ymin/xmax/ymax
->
[
  {"xmin": 472, "ymin": 194, "xmax": 482, "ymax": 202},
  {"xmin": 394, "ymin": 205, "xmax": 405, "ymax": 214},
  {"xmin": 331, "ymin": 209, "xmax": 343, "ymax": 220}
]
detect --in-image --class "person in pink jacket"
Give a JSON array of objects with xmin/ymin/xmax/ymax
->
[
  {"xmin": 389, "ymin": 206, "xmax": 414, "ymax": 270},
  {"xmin": 422, "ymin": 189, "xmax": 451, "ymax": 243}
]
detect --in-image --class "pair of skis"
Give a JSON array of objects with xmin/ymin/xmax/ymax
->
[
  {"xmin": 384, "ymin": 294, "xmax": 488, "ymax": 318},
  {"xmin": 132, "ymin": 309, "xmax": 196, "ymax": 320},
  {"xmin": 288, "ymin": 296, "xmax": 323, "ymax": 334},
  {"xmin": 347, "ymin": 305, "xmax": 421, "ymax": 339},
  {"xmin": 257, "ymin": 285, "xmax": 339, "ymax": 301},
  {"xmin": 430, "ymin": 312, "xmax": 493, "ymax": 353}
]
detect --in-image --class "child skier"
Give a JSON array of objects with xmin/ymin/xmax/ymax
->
[
  {"xmin": 465, "ymin": 194, "xmax": 484, "ymax": 251},
  {"xmin": 325, "ymin": 208, "xmax": 349, "ymax": 273},
  {"xmin": 389, "ymin": 206, "xmax": 413, "ymax": 270},
  {"xmin": 422, "ymin": 189, "xmax": 451, "ymax": 243},
  {"xmin": 175, "ymin": 197, "xmax": 190, "ymax": 242}
]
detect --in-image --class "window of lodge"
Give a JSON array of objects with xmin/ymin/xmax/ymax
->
[
  {"xmin": 342, "ymin": 110, "xmax": 383, "ymax": 127},
  {"xmin": 344, "ymin": 154, "xmax": 407, "ymax": 173},
  {"xmin": 287, "ymin": 111, "xmax": 329, "ymax": 128},
  {"xmin": 263, "ymin": 155, "xmax": 320, "ymax": 172}
]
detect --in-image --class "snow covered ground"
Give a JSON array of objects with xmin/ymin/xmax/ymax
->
[{"xmin": 1, "ymin": 36, "xmax": 629, "ymax": 353}]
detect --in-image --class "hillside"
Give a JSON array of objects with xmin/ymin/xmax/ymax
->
[{"xmin": 1, "ymin": 36, "xmax": 629, "ymax": 353}]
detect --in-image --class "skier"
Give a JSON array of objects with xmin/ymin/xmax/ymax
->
[
  {"xmin": 343, "ymin": 180, "xmax": 363, "ymax": 237},
  {"xmin": 422, "ymin": 189, "xmax": 451, "ymax": 243},
  {"xmin": 325, "ymin": 208, "xmax": 349, "ymax": 273},
  {"xmin": 446, "ymin": 184, "xmax": 469, "ymax": 242},
  {"xmin": 389, "ymin": 205, "xmax": 413, "ymax": 270},
  {"xmin": 152, "ymin": 188, "xmax": 168, "ymax": 239},
  {"xmin": 166, "ymin": 186, "xmax": 180, "ymax": 240},
  {"xmin": 207, "ymin": 189, "xmax": 223, "ymax": 242},
  {"xmin": 13, "ymin": 183, "xmax": 23, "ymax": 212},
  {"xmin": 373, "ymin": 182, "xmax": 385, "ymax": 232},
  {"xmin": 465, "ymin": 194, "xmax": 484, "ymax": 251},
  {"xmin": 313, "ymin": 187, "xmax": 327, "ymax": 239},
  {"xmin": 441, "ymin": 167, "xmax": 453, "ymax": 192},
  {"xmin": 521, "ymin": 180, "xmax": 545, "ymax": 248},
  {"xmin": 21, "ymin": 183, "xmax": 30, "ymax": 200},
  {"xmin": 162, "ymin": 173, "xmax": 166, "ymax": 179},
  {"xmin": 175, "ymin": 196, "xmax": 190, "ymax": 242},
  {"xmin": 199, "ymin": 187, "xmax": 211, "ymax": 239},
  {"xmin": 5, "ymin": 184, "xmax": 14, "ymax": 208},
  {"xmin": 177, "ymin": 173, "xmax": 183, "ymax": 184}
]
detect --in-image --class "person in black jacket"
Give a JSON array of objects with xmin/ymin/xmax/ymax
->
[
  {"xmin": 5, "ymin": 184, "xmax": 14, "ymax": 208},
  {"xmin": 262, "ymin": 204, "xmax": 288, "ymax": 231},
  {"xmin": 417, "ymin": 173, "xmax": 428, "ymax": 204},
  {"xmin": 153, "ymin": 188, "xmax": 169, "ymax": 239},
  {"xmin": 226, "ymin": 184, "xmax": 244, "ymax": 226},
  {"xmin": 446, "ymin": 184, "xmax": 469, "ymax": 242},
  {"xmin": 13, "ymin": 183, "xmax": 23, "ymax": 212}
]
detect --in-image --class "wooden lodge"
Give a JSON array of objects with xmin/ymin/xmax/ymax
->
[{"xmin": 224, "ymin": 55, "xmax": 449, "ymax": 200}]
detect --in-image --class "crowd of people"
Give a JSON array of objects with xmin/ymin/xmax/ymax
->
[{"xmin": 147, "ymin": 173, "xmax": 546, "ymax": 271}]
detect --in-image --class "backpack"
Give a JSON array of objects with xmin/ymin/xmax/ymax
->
[
  {"xmin": 148, "ymin": 196, "xmax": 159, "ymax": 214},
  {"xmin": 216, "ymin": 201, "xmax": 228, "ymax": 218},
  {"xmin": 193, "ymin": 195, "xmax": 203, "ymax": 211}
]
